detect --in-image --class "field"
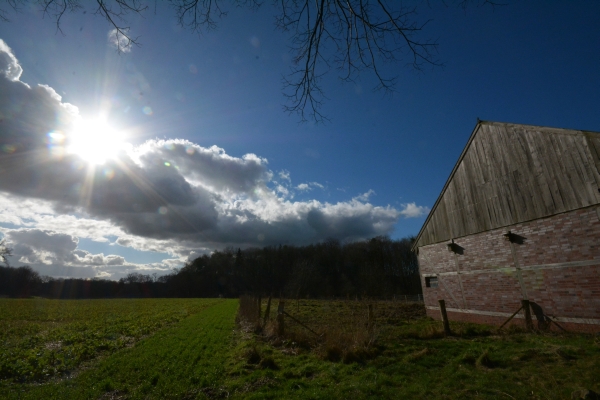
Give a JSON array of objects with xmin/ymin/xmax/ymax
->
[{"xmin": 1, "ymin": 298, "xmax": 599, "ymax": 399}]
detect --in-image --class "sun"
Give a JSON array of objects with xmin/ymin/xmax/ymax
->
[{"xmin": 67, "ymin": 118, "xmax": 128, "ymax": 165}]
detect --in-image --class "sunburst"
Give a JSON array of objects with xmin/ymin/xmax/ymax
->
[{"xmin": 67, "ymin": 117, "xmax": 129, "ymax": 165}]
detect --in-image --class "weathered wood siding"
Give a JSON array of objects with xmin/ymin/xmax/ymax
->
[{"xmin": 415, "ymin": 122, "xmax": 600, "ymax": 248}]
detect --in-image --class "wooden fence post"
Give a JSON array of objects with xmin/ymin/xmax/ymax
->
[
  {"xmin": 497, "ymin": 304, "xmax": 524, "ymax": 331},
  {"xmin": 277, "ymin": 300, "xmax": 285, "ymax": 336},
  {"xmin": 522, "ymin": 299, "xmax": 533, "ymax": 331},
  {"xmin": 439, "ymin": 299, "xmax": 451, "ymax": 336},
  {"xmin": 257, "ymin": 296, "xmax": 262, "ymax": 320},
  {"xmin": 263, "ymin": 295, "xmax": 272, "ymax": 327}
]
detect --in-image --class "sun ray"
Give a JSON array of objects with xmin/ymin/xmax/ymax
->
[
  {"xmin": 108, "ymin": 156, "xmax": 207, "ymax": 236},
  {"xmin": 67, "ymin": 117, "xmax": 129, "ymax": 166}
]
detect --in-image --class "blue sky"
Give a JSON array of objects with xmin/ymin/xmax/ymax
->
[{"xmin": 0, "ymin": 1, "xmax": 599, "ymax": 280}]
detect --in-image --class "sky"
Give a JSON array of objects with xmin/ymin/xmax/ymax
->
[{"xmin": 0, "ymin": 1, "xmax": 599, "ymax": 280}]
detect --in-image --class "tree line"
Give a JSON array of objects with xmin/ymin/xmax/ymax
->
[{"xmin": 0, "ymin": 236, "xmax": 421, "ymax": 299}]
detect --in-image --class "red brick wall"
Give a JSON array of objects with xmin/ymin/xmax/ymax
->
[{"xmin": 418, "ymin": 206, "xmax": 600, "ymax": 332}]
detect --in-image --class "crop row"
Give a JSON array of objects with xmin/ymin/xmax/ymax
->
[{"xmin": 0, "ymin": 298, "xmax": 221, "ymax": 383}]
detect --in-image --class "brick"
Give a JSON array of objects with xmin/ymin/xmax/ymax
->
[{"xmin": 418, "ymin": 206, "xmax": 600, "ymax": 333}]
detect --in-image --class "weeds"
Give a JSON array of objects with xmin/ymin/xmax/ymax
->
[
  {"xmin": 475, "ymin": 350, "xmax": 496, "ymax": 369},
  {"xmin": 4, "ymin": 298, "xmax": 599, "ymax": 399},
  {"xmin": 237, "ymin": 295, "xmax": 261, "ymax": 332},
  {"xmin": 237, "ymin": 297, "xmax": 418, "ymax": 364},
  {"xmin": 405, "ymin": 347, "xmax": 431, "ymax": 363}
]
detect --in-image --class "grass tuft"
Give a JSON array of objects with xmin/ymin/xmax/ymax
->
[
  {"xmin": 325, "ymin": 345, "xmax": 343, "ymax": 362},
  {"xmin": 258, "ymin": 356, "xmax": 279, "ymax": 370},
  {"xmin": 237, "ymin": 295, "xmax": 261, "ymax": 332},
  {"xmin": 245, "ymin": 345, "xmax": 262, "ymax": 365},
  {"xmin": 476, "ymin": 349, "xmax": 501, "ymax": 369},
  {"xmin": 406, "ymin": 347, "xmax": 431, "ymax": 363}
]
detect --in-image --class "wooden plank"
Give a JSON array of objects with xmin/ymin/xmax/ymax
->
[
  {"xmin": 549, "ymin": 133, "xmax": 580, "ymax": 209},
  {"xmin": 447, "ymin": 181, "xmax": 461, "ymax": 239},
  {"xmin": 532, "ymin": 130, "xmax": 566, "ymax": 213},
  {"xmin": 416, "ymin": 123, "xmax": 600, "ymax": 247},
  {"xmin": 501, "ymin": 126, "xmax": 535, "ymax": 221},
  {"xmin": 557, "ymin": 134, "xmax": 590, "ymax": 208},
  {"xmin": 503, "ymin": 125, "xmax": 524, "ymax": 173},
  {"xmin": 573, "ymin": 135, "xmax": 600, "ymax": 185},
  {"xmin": 436, "ymin": 196, "xmax": 451, "ymax": 240},
  {"xmin": 447, "ymin": 174, "xmax": 464, "ymax": 237},
  {"xmin": 484, "ymin": 130, "xmax": 512, "ymax": 226},
  {"xmin": 524, "ymin": 130, "xmax": 557, "ymax": 214},
  {"xmin": 460, "ymin": 157, "xmax": 487, "ymax": 236},
  {"xmin": 580, "ymin": 133, "xmax": 600, "ymax": 204},
  {"xmin": 488, "ymin": 125, "xmax": 510, "ymax": 178},
  {"xmin": 477, "ymin": 182, "xmax": 493, "ymax": 231},
  {"xmin": 462, "ymin": 153, "xmax": 480, "ymax": 207},
  {"xmin": 428, "ymin": 209, "xmax": 441, "ymax": 243},
  {"xmin": 506, "ymin": 169, "xmax": 526, "ymax": 222},
  {"xmin": 583, "ymin": 132, "xmax": 600, "ymax": 180},
  {"xmin": 488, "ymin": 194, "xmax": 503, "ymax": 230},
  {"xmin": 498, "ymin": 129, "xmax": 528, "ymax": 221},
  {"xmin": 480, "ymin": 126, "xmax": 507, "ymax": 226},
  {"xmin": 512, "ymin": 128, "xmax": 545, "ymax": 219},
  {"xmin": 472, "ymin": 136, "xmax": 490, "ymax": 184},
  {"xmin": 570, "ymin": 135, "xmax": 600, "ymax": 203}
]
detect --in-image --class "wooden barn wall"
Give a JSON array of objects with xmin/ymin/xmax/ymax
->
[{"xmin": 417, "ymin": 123, "xmax": 600, "ymax": 247}]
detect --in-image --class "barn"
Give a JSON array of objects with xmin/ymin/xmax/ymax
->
[{"xmin": 413, "ymin": 121, "xmax": 600, "ymax": 332}]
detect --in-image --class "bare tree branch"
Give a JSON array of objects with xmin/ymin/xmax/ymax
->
[
  {"xmin": 0, "ymin": 0, "xmax": 504, "ymax": 123},
  {"xmin": 0, "ymin": 0, "xmax": 23, "ymax": 22},
  {"xmin": 93, "ymin": 0, "xmax": 147, "ymax": 52},
  {"xmin": 0, "ymin": 239, "xmax": 13, "ymax": 267},
  {"xmin": 274, "ymin": 0, "xmax": 441, "ymax": 122},
  {"xmin": 32, "ymin": 1, "xmax": 146, "ymax": 51}
]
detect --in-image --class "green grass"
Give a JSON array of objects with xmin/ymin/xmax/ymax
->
[
  {"xmin": 224, "ymin": 299, "xmax": 600, "ymax": 399},
  {"xmin": 0, "ymin": 298, "xmax": 222, "ymax": 385},
  {"xmin": 2, "ymin": 298, "xmax": 599, "ymax": 399},
  {"xmin": 2, "ymin": 299, "xmax": 237, "ymax": 399}
]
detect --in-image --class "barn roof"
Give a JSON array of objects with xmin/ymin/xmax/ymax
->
[{"xmin": 413, "ymin": 121, "xmax": 600, "ymax": 250}]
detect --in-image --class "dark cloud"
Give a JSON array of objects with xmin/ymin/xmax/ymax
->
[
  {"xmin": 6, "ymin": 229, "xmax": 78, "ymax": 264},
  {"xmin": 3, "ymin": 228, "xmax": 170, "ymax": 280},
  {"xmin": 137, "ymin": 141, "xmax": 269, "ymax": 195},
  {"xmin": 0, "ymin": 39, "xmax": 420, "ymax": 256}
]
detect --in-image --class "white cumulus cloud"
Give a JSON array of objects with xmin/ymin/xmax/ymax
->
[
  {"xmin": 399, "ymin": 202, "xmax": 430, "ymax": 218},
  {"xmin": 0, "ymin": 38, "xmax": 431, "ymax": 279}
]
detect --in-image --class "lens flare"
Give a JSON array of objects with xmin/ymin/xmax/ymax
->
[{"xmin": 68, "ymin": 118, "xmax": 128, "ymax": 165}]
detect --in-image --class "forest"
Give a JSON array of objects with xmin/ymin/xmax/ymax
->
[{"xmin": 0, "ymin": 236, "xmax": 421, "ymax": 299}]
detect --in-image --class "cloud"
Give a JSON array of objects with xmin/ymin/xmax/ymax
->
[
  {"xmin": 278, "ymin": 170, "xmax": 291, "ymax": 182},
  {"xmin": 5, "ymin": 228, "xmax": 110, "ymax": 268},
  {"xmin": 296, "ymin": 182, "xmax": 324, "ymax": 191},
  {"xmin": 0, "ymin": 39, "xmax": 431, "ymax": 278},
  {"xmin": 354, "ymin": 189, "xmax": 375, "ymax": 202},
  {"xmin": 0, "ymin": 40, "xmax": 23, "ymax": 81},
  {"xmin": 276, "ymin": 185, "xmax": 289, "ymax": 196},
  {"xmin": 399, "ymin": 202, "xmax": 430, "ymax": 218},
  {"xmin": 6, "ymin": 229, "xmax": 78, "ymax": 265},
  {"xmin": 108, "ymin": 29, "xmax": 133, "ymax": 52},
  {"xmin": 2, "ymin": 227, "xmax": 172, "ymax": 279}
]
